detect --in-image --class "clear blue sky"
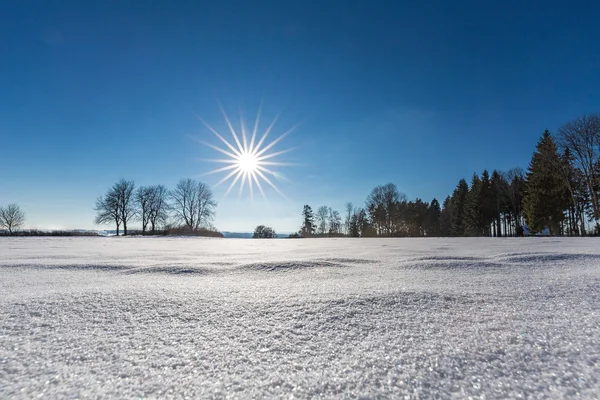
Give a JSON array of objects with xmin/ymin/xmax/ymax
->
[{"xmin": 1, "ymin": 1, "xmax": 599, "ymax": 232}]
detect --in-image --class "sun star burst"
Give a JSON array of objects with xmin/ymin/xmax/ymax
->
[{"xmin": 198, "ymin": 103, "xmax": 298, "ymax": 200}]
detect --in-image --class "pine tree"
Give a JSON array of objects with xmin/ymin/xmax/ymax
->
[
  {"xmin": 450, "ymin": 179, "xmax": 469, "ymax": 236},
  {"xmin": 439, "ymin": 196, "xmax": 453, "ymax": 236},
  {"xmin": 490, "ymin": 170, "xmax": 508, "ymax": 237},
  {"xmin": 464, "ymin": 173, "xmax": 484, "ymax": 236},
  {"xmin": 426, "ymin": 198, "xmax": 441, "ymax": 236},
  {"xmin": 523, "ymin": 131, "xmax": 569, "ymax": 234},
  {"xmin": 301, "ymin": 205, "xmax": 316, "ymax": 237},
  {"xmin": 480, "ymin": 170, "xmax": 494, "ymax": 236}
]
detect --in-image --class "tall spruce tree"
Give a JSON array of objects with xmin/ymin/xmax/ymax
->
[
  {"xmin": 439, "ymin": 196, "xmax": 453, "ymax": 236},
  {"xmin": 523, "ymin": 131, "xmax": 569, "ymax": 234},
  {"xmin": 426, "ymin": 198, "xmax": 441, "ymax": 236},
  {"xmin": 301, "ymin": 205, "xmax": 316, "ymax": 237},
  {"xmin": 464, "ymin": 173, "xmax": 484, "ymax": 236},
  {"xmin": 480, "ymin": 170, "xmax": 494, "ymax": 236},
  {"xmin": 490, "ymin": 170, "xmax": 508, "ymax": 237},
  {"xmin": 450, "ymin": 179, "xmax": 469, "ymax": 236}
]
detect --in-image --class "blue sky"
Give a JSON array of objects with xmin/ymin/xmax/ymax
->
[{"xmin": 1, "ymin": 1, "xmax": 599, "ymax": 232}]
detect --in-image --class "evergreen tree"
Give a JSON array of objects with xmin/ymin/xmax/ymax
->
[
  {"xmin": 464, "ymin": 173, "xmax": 484, "ymax": 236},
  {"xmin": 506, "ymin": 168, "xmax": 526, "ymax": 236},
  {"xmin": 490, "ymin": 170, "xmax": 508, "ymax": 237},
  {"xmin": 301, "ymin": 205, "xmax": 316, "ymax": 237},
  {"xmin": 439, "ymin": 196, "xmax": 453, "ymax": 236},
  {"xmin": 523, "ymin": 131, "xmax": 569, "ymax": 234},
  {"xmin": 426, "ymin": 198, "xmax": 441, "ymax": 236},
  {"xmin": 450, "ymin": 179, "xmax": 469, "ymax": 236},
  {"xmin": 480, "ymin": 170, "xmax": 494, "ymax": 236}
]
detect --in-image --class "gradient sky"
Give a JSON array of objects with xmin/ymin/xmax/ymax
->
[{"xmin": 1, "ymin": 1, "xmax": 599, "ymax": 232}]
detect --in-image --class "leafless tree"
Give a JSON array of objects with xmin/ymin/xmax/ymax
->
[
  {"xmin": 170, "ymin": 179, "xmax": 216, "ymax": 230},
  {"xmin": 114, "ymin": 179, "xmax": 136, "ymax": 236},
  {"xmin": 94, "ymin": 179, "xmax": 136, "ymax": 236},
  {"xmin": 148, "ymin": 185, "xmax": 169, "ymax": 233},
  {"xmin": 316, "ymin": 205, "xmax": 329, "ymax": 234},
  {"xmin": 366, "ymin": 183, "xmax": 406, "ymax": 235},
  {"xmin": 344, "ymin": 202, "xmax": 353, "ymax": 235},
  {"xmin": 135, "ymin": 186, "xmax": 153, "ymax": 234},
  {"xmin": 94, "ymin": 188, "xmax": 121, "ymax": 234},
  {"xmin": 328, "ymin": 208, "xmax": 342, "ymax": 235},
  {"xmin": 0, "ymin": 204, "xmax": 26, "ymax": 235},
  {"xmin": 557, "ymin": 114, "xmax": 600, "ymax": 224}
]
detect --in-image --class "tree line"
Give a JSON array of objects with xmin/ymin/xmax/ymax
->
[
  {"xmin": 94, "ymin": 178, "xmax": 217, "ymax": 236},
  {"xmin": 297, "ymin": 113, "xmax": 600, "ymax": 237}
]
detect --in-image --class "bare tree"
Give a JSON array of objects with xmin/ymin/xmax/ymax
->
[
  {"xmin": 344, "ymin": 202, "xmax": 353, "ymax": 235},
  {"xmin": 557, "ymin": 114, "xmax": 600, "ymax": 225},
  {"xmin": 328, "ymin": 208, "xmax": 342, "ymax": 235},
  {"xmin": 148, "ymin": 185, "xmax": 169, "ymax": 233},
  {"xmin": 114, "ymin": 179, "xmax": 136, "ymax": 236},
  {"xmin": 94, "ymin": 189, "xmax": 121, "ymax": 235},
  {"xmin": 0, "ymin": 204, "xmax": 26, "ymax": 235},
  {"xmin": 135, "ymin": 186, "xmax": 153, "ymax": 234},
  {"xmin": 366, "ymin": 183, "xmax": 406, "ymax": 235},
  {"xmin": 170, "ymin": 179, "xmax": 216, "ymax": 230},
  {"xmin": 316, "ymin": 206, "xmax": 329, "ymax": 235},
  {"xmin": 94, "ymin": 179, "xmax": 136, "ymax": 236}
]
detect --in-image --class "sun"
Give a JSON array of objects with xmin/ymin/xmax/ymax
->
[
  {"xmin": 197, "ymin": 103, "xmax": 299, "ymax": 200},
  {"xmin": 238, "ymin": 151, "xmax": 258, "ymax": 173}
]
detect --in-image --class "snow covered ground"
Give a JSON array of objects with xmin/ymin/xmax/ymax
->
[{"xmin": 1, "ymin": 237, "xmax": 599, "ymax": 399}]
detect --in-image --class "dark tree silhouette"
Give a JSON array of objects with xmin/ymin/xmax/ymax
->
[
  {"xmin": 253, "ymin": 225, "xmax": 276, "ymax": 238},
  {"xmin": 0, "ymin": 204, "xmax": 26, "ymax": 235},
  {"xmin": 316, "ymin": 206, "xmax": 328, "ymax": 235},
  {"xmin": 148, "ymin": 185, "xmax": 169, "ymax": 233},
  {"xmin": 114, "ymin": 179, "xmax": 136, "ymax": 236},
  {"xmin": 135, "ymin": 186, "xmax": 153, "ymax": 234},
  {"xmin": 556, "ymin": 114, "xmax": 600, "ymax": 225},
  {"xmin": 523, "ymin": 131, "xmax": 569, "ymax": 234},
  {"xmin": 170, "ymin": 179, "xmax": 216, "ymax": 231},
  {"xmin": 301, "ymin": 205, "xmax": 316, "ymax": 237},
  {"xmin": 94, "ymin": 187, "xmax": 121, "ymax": 235}
]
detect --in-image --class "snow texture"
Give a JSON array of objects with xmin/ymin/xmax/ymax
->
[{"xmin": 1, "ymin": 237, "xmax": 600, "ymax": 399}]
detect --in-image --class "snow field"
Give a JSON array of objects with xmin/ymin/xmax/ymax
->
[{"xmin": 1, "ymin": 237, "xmax": 599, "ymax": 398}]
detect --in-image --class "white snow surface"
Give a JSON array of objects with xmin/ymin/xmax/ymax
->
[{"xmin": 1, "ymin": 237, "xmax": 600, "ymax": 399}]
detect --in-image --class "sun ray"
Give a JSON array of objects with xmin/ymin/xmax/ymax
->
[
  {"xmin": 219, "ymin": 102, "xmax": 244, "ymax": 154},
  {"xmin": 215, "ymin": 166, "xmax": 242, "ymax": 188},
  {"xmin": 240, "ymin": 110, "xmax": 248, "ymax": 153},
  {"xmin": 198, "ymin": 158, "xmax": 239, "ymax": 164},
  {"xmin": 253, "ymin": 113, "xmax": 280, "ymax": 154},
  {"xmin": 257, "ymin": 165, "xmax": 290, "ymax": 182},
  {"xmin": 256, "ymin": 147, "xmax": 297, "ymax": 162},
  {"xmin": 255, "ymin": 123, "xmax": 300, "ymax": 158},
  {"xmin": 224, "ymin": 169, "xmax": 244, "ymax": 197},
  {"xmin": 195, "ymin": 114, "xmax": 242, "ymax": 157},
  {"xmin": 257, "ymin": 161, "xmax": 302, "ymax": 166},
  {"xmin": 252, "ymin": 172, "xmax": 266, "ymax": 199},
  {"xmin": 249, "ymin": 100, "xmax": 262, "ymax": 153},
  {"xmin": 200, "ymin": 105, "xmax": 297, "ymax": 200},
  {"xmin": 238, "ymin": 170, "xmax": 248, "ymax": 200},
  {"xmin": 201, "ymin": 163, "xmax": 239, "ymax": 176},
  {"xmin": 201, "ymin": 141, "xmax": 239, "ymax": 159},
  {"xmin": 255, "ymin": 168, "xmax": 288, "ymax": 200},
  {"xmin": 248, "ymin": 170, "xmax": 254, "ymax": 200}
]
